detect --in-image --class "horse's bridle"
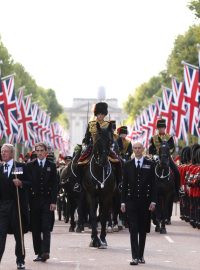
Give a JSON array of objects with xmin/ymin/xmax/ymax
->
[
  {"xmin": 155, "ymin": 163, "xmax": 170, "ymax": 179},
  {"xmin": 89, "ymin": 154, "xmax": 112, "ymax": 188}
]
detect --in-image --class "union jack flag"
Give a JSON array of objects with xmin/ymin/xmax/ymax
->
[
  {"xmin": 160, "ymin": 86, "xmax": 174, "ymax": 134},
  {"xmin": 171, "ymin": 77, "xmax": 188, "ymax": 141},
  {"xmin": 17, "ymin": 90, "xmax": 35, "ymax": 145},
  {"xmin": 0, "ymin": 75, "xmax": 18, "ymax": 141},
  {"xmin": 183, "ymin": 64, "xmax": 199, "ymax": 136}
]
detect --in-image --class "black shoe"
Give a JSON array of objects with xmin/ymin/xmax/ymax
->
[
  {"xmin": 33, "ymin": 255, "xmax": 42, "ymax": 262},
  {"xmin": 130, "ymin": 258, "xmax": 138, "ymax": 265},
  {"xmin": 17, "ymin": 262, "xmax": 25, "ymax": 269},
  {"xmin": 41, "ymin": 252, "xmax": 50, "ymax": 262},
  {"xmin": 138, "ymin": 257, "xmax": 145, "ymax": 264}
]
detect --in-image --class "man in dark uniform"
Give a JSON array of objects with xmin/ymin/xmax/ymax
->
[
  {"xmin": 121, "ymin": 142, "xmax": 156, "ymax": 265},
  {"xmin": 149, "ymin": 118, "xmax": 180, "ymax": 201},
  {"xmin": 27, "ymin": 142, "xmax": 58, "ymax": 262},
  {"xmin": 0, "ymin": 143, "xmax": 30, "ymax": 270},
  {"xmin": 116, "ymin": 126, "xmax": 133, "ymax": 161}
]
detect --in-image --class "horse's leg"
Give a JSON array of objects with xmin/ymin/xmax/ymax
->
[
  {"xmin": 160, "ymin": 197, "xmax": 167, "ymax": 234},
  {"xmin": 76, "ymin": 191, "xmax": 85, "ymax": 233},
  {"xmin": 69, "ymin": 195, "xmax": 77, "ymax": 232},
  {"xmin": 99, "ymin": 196, "xmax": 113, "ymax": 248},
  {"xmin": 112, "ymin": 191, "xmax": 121, "ymax": 232},
  {"xmin": 107, "ymin": 211, "xmax": 113, "ymax": 233},
  {"xmin": 87, "ymin": 194, "xmax": 100, "ymax": 247}
]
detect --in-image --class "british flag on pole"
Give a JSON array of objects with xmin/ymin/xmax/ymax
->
[
  {"xmin": 171, "ymin": 77, "xmax": 188, "ymax": 141},
  {"xmin": 183, "ymin": 63, "xmax": 199, "ymax": 137},
  {"xmin": 160, "ymin": 86, "xmax": 175, "ymax": 134},
  {"xmin": 17, "ymin": 89, "xmax": 35, "ymax": 146},
  {"xmin": 0, "ymin": 75, "xmax": 18, "ymax": 142}
]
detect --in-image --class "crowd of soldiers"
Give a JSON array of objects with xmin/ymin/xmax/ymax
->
[{"xmin": 178, "ymin": 144, "xmax": 200, "ymax": 230}]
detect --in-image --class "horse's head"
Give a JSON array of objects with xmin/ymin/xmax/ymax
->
[
  {"xmin": 93, "ymin": 122, "xmax": 113, "ymax": 167},
  {"xmin": 158, "ymin": 138, "xmax": 170, "ymax": 169}
]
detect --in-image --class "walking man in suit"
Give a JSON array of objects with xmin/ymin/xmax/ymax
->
[
  {"xmin": 121, "ymin": 142, "xmax": 156, "ymax": 265},
  {"xmin": 27, "ymin": 142, "xmax": 58, "ymax": 262},
  {"xmin": 0, "ymin": 143, "xmax": 30, "ymax": 269}
]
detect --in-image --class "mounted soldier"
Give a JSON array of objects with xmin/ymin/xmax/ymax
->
[
  {"xmin": 149, "ymin": 119, "xmax": 175, "ymax": 157},
  {"xmin": 116, "ymin": 126, "xmax": 133, "ymax": 162},
  {"xmin": 149, "ymin": 118, "xmax": 180, "ymax": 203},
  {"xmin": 78, "ymin": 101, "xmax": 122, "ymax": 184}
]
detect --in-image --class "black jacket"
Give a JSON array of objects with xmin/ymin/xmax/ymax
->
[{"xmin": 0, "ymin": 161, "xmax": 30, "ymax": 233}]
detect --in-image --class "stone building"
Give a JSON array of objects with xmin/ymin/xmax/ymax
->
[{"xmin": 64, "ymin": 88, "xmax": 127, "ymax": 155}]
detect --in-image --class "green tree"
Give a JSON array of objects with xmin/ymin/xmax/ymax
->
[{"xmin": 188, "ymin": 0, "xmax": 200, "ymax": 18}]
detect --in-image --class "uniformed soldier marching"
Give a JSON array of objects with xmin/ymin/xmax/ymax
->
[
  {"xmin": 0, "ymin": 143, "xmax": 30, "ymax": 270},
  {"xmin": 121, "ymin": 142, "xmax": 156, "ymax": 265},
  {"xmin": 27, "ymin": 142, "xmax": 58, "ymax": 263}
]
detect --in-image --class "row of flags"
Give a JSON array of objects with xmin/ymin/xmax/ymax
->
[
  {"xmin": 128, "ymin": 52, "xmax": 200, "ymax": 148},
  {"xmin": 0, "ymin": 74, "xmax": 69, "ymax": 155}
]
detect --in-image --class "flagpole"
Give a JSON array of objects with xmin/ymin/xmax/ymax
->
[
  {"xmin": 196, "ymin": 44, "xmax": 200, "ymax": 145},
  {"xmin": 181, "ymin": 60, "xmax": 198, "ymax": 70},
  {"xmin": 0, "ymin": 60, "xmax": 3, "ymax": 77},
  {"xmin": 1, "ymin": 73, "xmax": 16, "ymax": 81}
]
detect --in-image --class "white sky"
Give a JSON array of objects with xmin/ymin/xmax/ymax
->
[{"xmin": 0, "ymin": 0, "xmax": 196, "ymax": 108}]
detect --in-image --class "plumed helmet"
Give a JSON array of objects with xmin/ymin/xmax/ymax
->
[
  {"xmin": 156, "ymin": 119, "xmax": 166, "ymax": 128},
  {"xmin": 117, "ymin": 126, "xmax": 128, "ymax": 135},
  {"xmin": 94, "ymin": 102, "xmax": 108, "ymax": 116}
]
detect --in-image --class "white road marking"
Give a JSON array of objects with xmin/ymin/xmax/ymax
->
[{"xmin": 165, "ymin": 236, "xmax": 174, "ymax": 243}]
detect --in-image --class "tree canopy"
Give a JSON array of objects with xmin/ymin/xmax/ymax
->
[{"xmin": 0, "ymin": 36, "xmax": 67, "ymax": 125}]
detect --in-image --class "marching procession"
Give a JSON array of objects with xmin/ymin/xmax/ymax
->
[
  {"xmin": 0, "ymin": 101, "xmax": 200, "ymax": 270},
  {"xmin": 1, "ymin": 2, "xmax": 200, "ymax": 269}
]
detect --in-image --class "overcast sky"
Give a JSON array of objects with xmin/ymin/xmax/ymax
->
[{"xmin": 0, "ymin": 0, "xmax": 196, "ymax": 108}]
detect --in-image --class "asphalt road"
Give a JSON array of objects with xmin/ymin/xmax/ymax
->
[{"xmin": 1, "ymin": 203, "xmax": 200, "ymax": 270}]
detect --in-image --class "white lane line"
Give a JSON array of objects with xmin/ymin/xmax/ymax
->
[{"xmin": 165, "ymin": 236, "xmax": 174, "ymax": 243}]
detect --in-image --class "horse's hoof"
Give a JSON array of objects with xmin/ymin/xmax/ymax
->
[
  {"xmin": 99, "ymin": 238, "xmax": 108, "ymax": 249},
  {"xmin": 118, "ymin": 225, "xmax": 123, "ymax": 230},
  {"xmin": 165, "ymin": 219, "xmax": 171, "ymax": 225},
  {"xmin": 76, "ymin": 226, "xmax": 83, "ymax": 233},
  {"xmin": 160, "ymin": 228, "xmax": 167, "ymax": 234},
  {"xmin": 113, "ymin": 225, "xmax": 119, "ymax": 232},
  {"xmin": 89, "ymin": 237, "xmax": 101, "ymax": 248},
  {"xmin": 107, "ymin": 226, "xmax": 113, "ymax": 233},
  {"xmin": 155, "ymin": 226, "xmax": 160, "ymax": 232},
  {"xmin": 69, "ymin": 226, "xmax": 75, "ymax": 232}
]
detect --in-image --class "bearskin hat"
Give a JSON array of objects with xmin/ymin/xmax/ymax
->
[
  {"xmin": 156, "ymin": 119, "xmax": 166, "ymax": 128},
  {"xmin": 117, "ymin": 126, "xmax": 128, "ymax": 135},
  {"xmin": 94, "ymin": 102, "xmax": 108, "ymax": 116}
]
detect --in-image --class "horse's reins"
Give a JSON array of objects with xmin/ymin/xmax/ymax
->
[{"xmin": 89, "ymin": 154, "xmax": 112, "ymax": 188}]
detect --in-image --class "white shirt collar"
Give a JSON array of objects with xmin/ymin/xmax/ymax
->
[
  {"xmin": 135, "ymin": 157, "xmax": 144, "ymax": 167},
  {"xmin": 5, "ymin": 159, "xmax": 14, "ymax": 167},
  {"xmin": 37, "ymin": 158, "xmax": 46, "ymax": 166}
]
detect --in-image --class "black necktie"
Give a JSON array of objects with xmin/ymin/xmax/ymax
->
[
  {"xmin": 4, "ymin": 163, "xmax": 9, "ymax": 178},
  {"xmin": 40, "ymin": 161, "xmax": 43, "ymax": 168},
  {"xmin": 137, "ymin": 160, "xmax": 140, "ymax": 170}
]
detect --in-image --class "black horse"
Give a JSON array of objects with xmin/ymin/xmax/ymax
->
[
  {"xmin": 60, "ymin": 148, "xmax": 87, "ymax": 232},
  {"xmin": 82, "ymin": 122, "xmax": 116, "ymax": 248},
  {"xmin": 154, "ymin": 140, "xmax": 176, "ymax": 234}
]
